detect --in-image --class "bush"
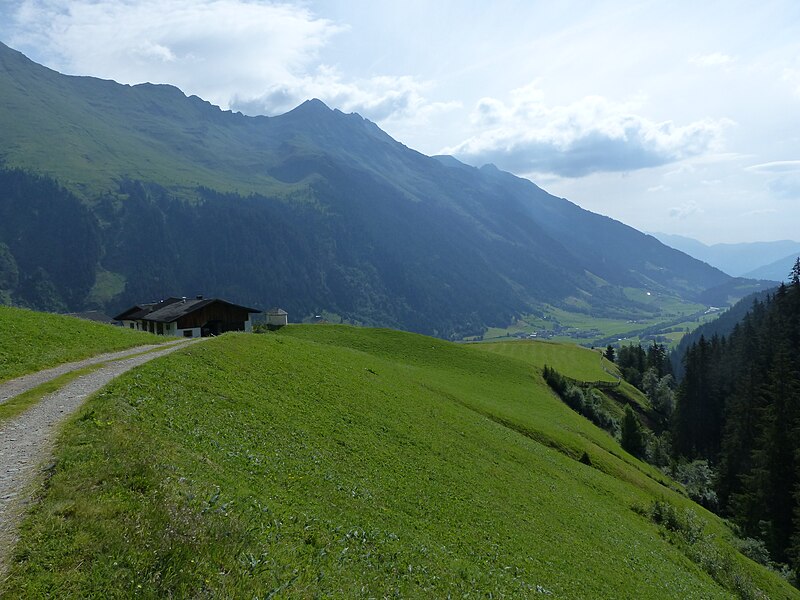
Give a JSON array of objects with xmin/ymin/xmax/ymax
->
[
  {"xmin": 543, "ymin": 366, "xmax": 618, "ymax": 436},
  {"xmin": 674, "ymin": 460, "xmax": 718, "ymax": 511},
  {"xmin": 734, "ymin": 536, "xmax": 772, "ymax": 567},
  {"xmin": 646, "ymin": 501, "xmax": 766, "ymax": 599},
  {"xmin": 650, "ymin": 500, "xmax": 704, "ymax": 544}
]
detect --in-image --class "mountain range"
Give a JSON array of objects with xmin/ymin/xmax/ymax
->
[
  {"xmin": 651, "ymin": 232, "xmax": 800, "ymax": 280},
  {"xmin": 0, "ymin": 41, "xmax": 772, "ymax": 338}
]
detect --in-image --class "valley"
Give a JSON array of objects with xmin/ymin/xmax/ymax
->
[
  {"xmin": 0, "ymin": 42, "xmax": 775, "ymax": 341},
  {"xmin": 3, "ymin": 0, "xmax": 800, "ymax": 594}
]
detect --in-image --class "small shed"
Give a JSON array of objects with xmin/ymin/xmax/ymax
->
[{"xmin": 266, "ymin": 307, "xmax": 289, "ymax": 327}]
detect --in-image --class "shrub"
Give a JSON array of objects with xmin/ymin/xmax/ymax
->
[
  {"xmin": 646, "ymin": 501, "xmax": 765, "ymax": 599},
  {"xmin": 543, "ymin": 366, "xmax": 618, "ymax": 436},
  {"xmin": 674, "ymin": 460, "xmax": 719, "ymax": 511}
]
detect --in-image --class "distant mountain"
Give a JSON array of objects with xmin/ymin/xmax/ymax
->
[
  {"xmin": 0, "ymin": 41, "xmax": 735, "ymax": 337},
  {"xmin": 743, "ymin": 252, "xmax": 800, "ymax": 282},
  {"xmin": 651, "ymin": 232, "xmax": 800, "ymax": 278}
]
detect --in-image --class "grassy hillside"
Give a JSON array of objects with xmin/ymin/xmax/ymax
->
[
  {"xmin": 478, "ymin": 338, "xmax": 618, "ymax": 383},
  {"xmin": 477, "ymin": 338, "xmax": 650, "ymax": 415},
  {"xmin": 3, "ymin": 325, "xmax": 794, "ymax": 597},
  {"xmin": 0, "ymin": 306, "xmax": 162, "ymax": 382}
]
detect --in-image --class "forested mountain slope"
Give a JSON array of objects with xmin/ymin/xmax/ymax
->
[
  {"xmin": 0, "ymin": 41, "xmax": 741, "ymax": 337},
  {"xmin": 674, "ymin": 264, "xmax": 800, "ymax": 570}
]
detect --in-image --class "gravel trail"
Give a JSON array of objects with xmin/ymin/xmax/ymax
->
[
  {"xmin": 0, "ymin": 337, "xmax": 201, "ymax": 575},
  {"xmin": 0, "ymin": 339, "xmax": 187, "ymax": 405}
]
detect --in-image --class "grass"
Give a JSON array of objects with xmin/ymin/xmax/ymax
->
[
  {"xmin": 476, "ymin": 338, "xmax": 651, "ymax": 413},
  {"xmin": 2, "ymin": 324, "xmax": 795, "ymax": 598},
  {"xmin": 481, "ymin": 291, "xmax": 715, "ymax": 349},
  {"xmin": 85, "ymin": 268, "xmax": 126, "ymax": 306},
  {"xmin": 477, "ymin": 338, "xmax": 618, "ymax": 383},
  {"xmin": 0, "ymin": 306, "xmax": 163, "ymax": 383}
]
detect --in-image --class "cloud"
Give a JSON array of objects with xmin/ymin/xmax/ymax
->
[
  {"xmin": 745, "ymin": 161, "xmax": 800, "ymax": 199},
  {"xmin": 669, "ymin": 201, "xmax": 704, "ymax": 220},
  {"xmin": 742, "ymin": 208, "xmax": 778, "ymax": 217},
  {"xmin": 445, "ymin": 85, "xmax": 731, "ymax": 178},
  {"xmin": 231, "ymin": 67, "xmax": 460, "ymax": 122},
  {"xmin": 746, "ymin": 160, "xmax": 800, "ymax": 174},
  {"xmin": 10, "ymin": 1, "xmax": 341, "ymax": 108},
  {"xmin": 689, "ymin": 52, "xmax": 734, "ymax": 68},
  {"xmin": 8, "ymin": 0, "xmax": 453, "ymax": 124},
  {"xmin": 768, "ymin": 176, "xmax": 800, "ymax": 199}
]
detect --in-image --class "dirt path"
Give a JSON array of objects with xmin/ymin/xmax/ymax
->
[
  {"xmin": 0, "ymin": 338, "xmax": 202, "ymax": 576},
  {"xmin": 0, "ymin": 338, "xmax": 188, "ymax": 405}
]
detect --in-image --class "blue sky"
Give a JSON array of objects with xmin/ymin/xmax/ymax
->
[{"xmin": 2, "ymin": 0, "xmax": 800, "ymax": 243}]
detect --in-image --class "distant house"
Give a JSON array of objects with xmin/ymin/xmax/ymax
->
[
  {"xmin": 113, "ymin": 296, "xmax": 261, "ymax": 337},
  {"xmin": 266, "ymin": 307, "xmax": 289, "ymax": 327}
]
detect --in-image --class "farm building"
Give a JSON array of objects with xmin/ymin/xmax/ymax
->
[
  {"xmin": 114, "ymin": 296, "xmax": 261, "ymax": 337},
  {"xmin": 266, "ymin": 307, "xmax": 289, "ymax": 327}
]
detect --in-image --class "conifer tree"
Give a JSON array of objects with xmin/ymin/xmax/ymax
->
[{"xmin": 621, "ymin": 405, "xmax": 645, "ymax": 458}]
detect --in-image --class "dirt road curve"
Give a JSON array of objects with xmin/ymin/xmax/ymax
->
[
  {"xmin": 0, "ymin": 338, "xmax": 201, "ymax": 575},
  {"xmin": 0, "ymin": 338, "xmax": 189, "ymax": 405}
]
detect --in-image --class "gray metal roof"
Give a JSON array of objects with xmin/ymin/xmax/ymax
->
[{"xmin": 114, "ymin": 297, "xmax": 260, "ymax": 323}]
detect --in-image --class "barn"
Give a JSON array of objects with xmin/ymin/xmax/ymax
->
[{"xmin": 114, "ymin": 296, "xmax": 261, "ymax": 337}]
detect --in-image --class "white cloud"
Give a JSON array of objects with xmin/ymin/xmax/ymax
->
[
  {"xmin": 746, "ymin": 160, "xmax": 800, "ymax": 174},
  {"xmin": 8, "ymin": 0, "xmax": 452, "ymax": 124},
  {"xmin": 742, "ymin": 208, "xmax": 778, "ymax": 216},
  {"xmin": 10, "ymin": 1, "xmax": 341, "ymax": 109},
  {"xmin": 444, "ymin": 85, "xmax": 731, "ymax": 178},
  {"xmin": 745, "ymin": 161, "xmax": 800, "ymax": 199},
  {"xmin": 231, "ymin": 67, "xmax": 460, "ymax": 122},
  {"xmin": 689, "ymin": 52, "xmax": 734, "ymax": 68},
  {"xmin": 669, "ymin": 201, "xmax": 704, "ymax": 220}
]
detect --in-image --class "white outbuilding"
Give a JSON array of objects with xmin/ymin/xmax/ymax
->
[{"xmin": 266, "ymin": 307, "xmax": 289, "ymax": 327}]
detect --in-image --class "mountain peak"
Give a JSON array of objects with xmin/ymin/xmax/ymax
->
[{"xmin": 290, "ymin": 98, "xmax": 332, "ymax": 115}]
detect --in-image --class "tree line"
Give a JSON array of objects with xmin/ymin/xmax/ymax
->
[
  {"xmin": 671, "ymin": 260, "xmax": 800, "ymax": 572},
  {"xmin": 605, "ymin": 260, "xmax": 800, "ymax": 579}
]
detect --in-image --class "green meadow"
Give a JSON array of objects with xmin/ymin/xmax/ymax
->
[
  {"xmin": 2, "ymin": 325, "xmax": 795, "ymax": 598},
  {"xmin": 481, "ymin": 291, "xmax": 715, "ymax": 349},
  {"xmin": 0, "ymin": 306, "xmax": 162, "ymax": 382},
  {"xmin": 478, "ymin": 338, "xmax": 618, "ymax": 383}
]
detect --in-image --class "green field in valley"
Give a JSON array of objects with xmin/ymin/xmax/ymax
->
[
  {"xmin": 2, "ymin": 324, "xmax": 795, "ymax": 598},
  {"xmin": 480, "ymin": 289, "xmax": 719, "ymax": 349},
  {"xmin": 0, "ymin": 306, "xmax": 163, "ymax": 382}
]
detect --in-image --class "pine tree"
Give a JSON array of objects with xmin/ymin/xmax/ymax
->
[
  {"xmin": 604, "ymin": 344, "xmax": 615, "ymax": 363},
  {"xmin": 621, "ymin": 405, "xmax": 645, "ymax": 458}
]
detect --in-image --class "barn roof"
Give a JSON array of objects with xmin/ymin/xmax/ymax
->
[
  {"xmin": 113, "ymin": 297, "xmax": 260, "ymax": 323},
  {"xmin": 267, "ymin": 307, "xmax": 288, "ymax": 315}
]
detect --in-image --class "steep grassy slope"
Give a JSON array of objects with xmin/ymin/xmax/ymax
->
[
  {"xmin": 0, "ymin": 306, "xmax": 161, "ymax": 382},
  {"xmin": 477, "ymin": 338, "xmax": 650, "ymax": 415},
  {"xmin": 3, "ymin": 326, "xmax": 794, "ymax": 597},
  {"xmin": 478, "ymin": 338, "xmax": 618, "ymax": 383}
]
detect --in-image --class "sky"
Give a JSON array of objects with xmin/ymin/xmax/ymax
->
[{"xmin": 1, "ymin": 0, "xmax": 800, "ymax": 244}]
